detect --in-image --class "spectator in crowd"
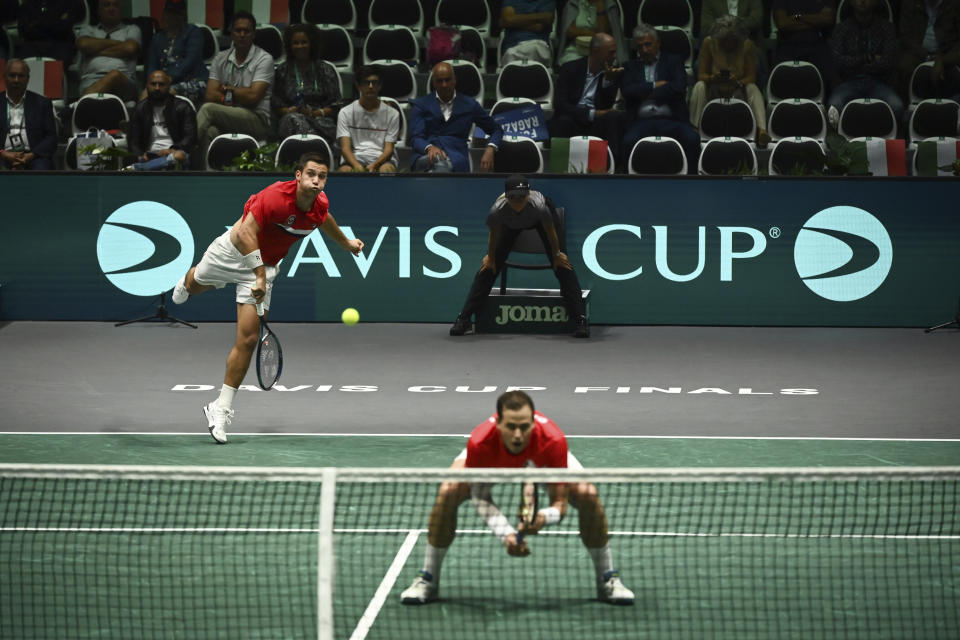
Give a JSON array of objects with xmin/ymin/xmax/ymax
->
[
  {"xmin": 337, "ymin": 65, "xmax": 399, "ymax": 173},
  {"xmin": 701, "ymin": 0, "xmax": 765, "ymax": 43},
  {"xmin": 75, "ymin": 0, "xmax": 141, "ymax": 102},
  {"xmin": 548, "ymin": 33, "xmax": 626, "ymax": 165},
  {"xmin": 145, "ymin": 0, "xmax": 208, "ymax": 108},
  {"xmin": 620, "ymin": 24, "xmax": 700, "ymax": 173},
  {"xmin": 0, "ymin": 59, "xmax": 57, "ymax": 170},
  {"xmin": 689, "ymin": 16, "xmax": 771, "ymax": 147},
  {"xmin": 898, "ymin": 0, "xmax": 960, "ymax": 102},
  {"xmin": 827, "ymin": 0, "xmax": 902, "ymax": 128},
  {"xmin": 500, "ymin": 0, "xmax": 556, "ymax": 67},
  {"xmin": 273, "ymin": 23, "xmax": 343, "ymax": 145},
  {"xmin": 197, "ymin": 10, "xmax": 273, "ymax": 155},
  {"xmin": 556, "ymin": 0, "xmax": 629, "ymax": 66},
  {"xmin": 772, "ymin": 0, "xmax": 836, "ymax": 93},
  {"xmin": 409, "ymin": 62, "xmax": 503, "ymax": 173},
  {"xmin": 125, "ymin": 70, "xmax": 198, "ymax": 171},
  {"xmin": 16, "ymin": 0, "xmax": 84, "ymax": 64}
]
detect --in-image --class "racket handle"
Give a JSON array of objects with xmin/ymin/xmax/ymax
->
[
  {"xmin": 256, "ymin": 302, "xmax": 264, "ymax": 317},
  {"xmin": 516, "ymin": 531, "xmax": 524, "ymax": 545}
]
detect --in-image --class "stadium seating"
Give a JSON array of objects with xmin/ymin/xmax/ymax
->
[
  {"xmin": 276, "ymin": 133, "xmax": 333, "ymax": 168},
  {"xmin": 371, "ymin": 59, "xmax": 417, "ymax": 102},
  {"xmin": 206, "ymin": 133, "xmax": 259, "ymax": 171},
  {"xmin": 639, "ymin": 0, "xmax": 693, "ymax": 36},
  {"xmin": 426, "ymin": 58, "xmax": 484, "ymax": 103},
  {"xmin": 496, "ymin": 61, "xmax": 554, "ymax": 111},
  {"xmin": 767, "ymin": 137, "xmax": 826, "ymax": 175},
  {"xmin": 435, "ymin": 0, "xmax": 492, "ymax": 38},
  {"xmin": 698, "ymin": 98, "xmax": 756, "ymax": 142},
  {"xmin": 316, "ymin": 24, "xmax": 353, "ymax": 73},
  {"xmin": 837, "ymin": 99, "xmax": 898, "ymax": 140},
  {"xmin": 362, "ymin": 26, "xmax": 419, "ymax": 67},
  {"xmin": 492, "ymin": 135, "xmax": 543, "ymax": 173},
  {"xmin": 628, "ymin": 136, "xmax": 688, "ymax": 175},
  {"xmin": 368, "ymin": 0, "xmax": 425, "ymax": 36},
  {"xmin": 766, "ymin": 61, "xmax": 825, "ymax": 105},
  {"xmin": 767, "ymin": 99, "xmax": 827, "ymax": 142},
  {"xmin": 302, "ymin": 0, "xmax": 356, "ymax": 30},
  {"xmin": 698, "ymin": 136, "xmax": 757, "ymax": 175}
]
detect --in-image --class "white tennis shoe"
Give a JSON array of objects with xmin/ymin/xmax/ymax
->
[
  {"xmin": 171, "ymin": 277, "xmax": 189, "ymax": 304},
  {"xmin": 203, "ymin": 401, "xmax": 233, "ymax": 444},
  {"xmin": 597, "ymin": 570, "xmax": 634, "ymax": 605},
  {"xmin": 400, "ymin": 570, "xmax": 438, "ymax": 605}
]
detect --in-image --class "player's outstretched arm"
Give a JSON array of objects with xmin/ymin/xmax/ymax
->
[{"xmin": 320, "ymin": 213, "xmax": 364, "ymax": 256}]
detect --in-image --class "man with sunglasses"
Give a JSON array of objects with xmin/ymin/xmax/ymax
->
[{"xmin": 336, "ymin": 65, "xmax": 400, "ymax": 173}]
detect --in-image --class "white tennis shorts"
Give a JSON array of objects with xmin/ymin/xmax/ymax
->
[
  {"xmin": 193, "ymin": 230, "xmax": 280, "ymax": 309},
  {"xmin": 454, "ymin": 448, "xmax": 584, "ymax": 469}
]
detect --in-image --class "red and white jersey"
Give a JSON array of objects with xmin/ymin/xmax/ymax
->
[
  {"xmin": 466, "ymin": 411, "xmax": 568, "ymax": 468},
  {"xmin": 242, "ymin": 180, "xmax": 329, "ymax": 265}
]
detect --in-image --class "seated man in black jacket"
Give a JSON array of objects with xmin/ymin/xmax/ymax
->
[{"xmin": 125, "ymin": 70, "xmax": 198, "ymax": 170}]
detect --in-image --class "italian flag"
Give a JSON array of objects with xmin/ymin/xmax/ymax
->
[
  {"xmin": 233, "ymin": 0, "xmax": 287, "ymax": 24},
  {"xmin": 33, "ymin": 59, "xmax": 65, "ymax": 100},
  {"xmin": 849, "ymin": 138, "xmax": 906, "ymax": 176},
  {"xmin": 550, "ymin": 137, "xmax": 609, "ymax": 173},
  {"xmin": 915, "ymin": 137, "xmax": 960, "ymax": 177},
  {"xmin": 123, "ymin": 0, "xmax": 165, "ymax": 20}
]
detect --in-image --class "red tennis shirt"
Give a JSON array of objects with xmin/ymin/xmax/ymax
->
[
  {"xmin": 466, "ymin": 411, "xmax": 568, "ymax": 468},
  {"xmin": 242, "ymin": 180, "xmax": 329, "ymax": 265}
]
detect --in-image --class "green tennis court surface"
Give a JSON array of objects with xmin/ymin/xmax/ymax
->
[
  {"xmin": 3, "ymin": 436, "xmax": 958, "ymax": 639},
  {"xmin": 3, "ymin": 433, "xmax": 960, "ymax": 467}
]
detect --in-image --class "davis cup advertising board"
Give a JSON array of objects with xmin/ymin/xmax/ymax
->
[{"xmin": 1, "ymin": 174, "xmax": 957, "ymax": 326}]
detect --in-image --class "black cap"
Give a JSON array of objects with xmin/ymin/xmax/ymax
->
[
  {"xmin": 164, "ymin": 0, "xmax": 187, "ymax": 12},
  {"xmin": 505, "ymin": 174, "xmax": 530, "ymax": 198}
]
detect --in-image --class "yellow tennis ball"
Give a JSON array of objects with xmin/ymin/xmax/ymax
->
[{"xmin": 341, "ymin": 308, "xmax": 359, "ymax": 325}]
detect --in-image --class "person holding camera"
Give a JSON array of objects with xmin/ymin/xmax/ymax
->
[{"xmin": 689, "ymin": 15, "xmax": 770, "ymax": 148}]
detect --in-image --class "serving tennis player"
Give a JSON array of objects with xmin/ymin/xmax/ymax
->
[
  {"xmin": 400, "ymin": 391, "xmax": 635, "ymax": 605},
  {"xmin": 171, "ymin": 152, "xmax": 364, "ymax": 444}
]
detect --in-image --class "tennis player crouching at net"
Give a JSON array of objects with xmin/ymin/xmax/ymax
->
[
  {"xmin": 400, "ymin": 391, "xmax": 635, "ymax": 605},
  {"xmin": 170, "ymin": 152, "xmax": 364, "ymax": 443}
]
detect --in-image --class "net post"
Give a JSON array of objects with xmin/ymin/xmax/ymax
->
[{"xmin": 317, "ymin": 467, "xmax": 337, "ymax": 640}]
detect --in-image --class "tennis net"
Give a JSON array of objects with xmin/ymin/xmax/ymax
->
[{"xmin": 1, "ymin": 464, "xmax": 958, "ymax": 639}]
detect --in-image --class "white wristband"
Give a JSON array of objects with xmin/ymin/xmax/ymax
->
[
  {"xmin": 538, "ymin": 507, "xmax": 561, "ymax": 526},
  {"xmin": 484, "ymin": 513, "xmax": 517, "ymax": 542},
  {"xmin": 243, "ymin": 249, "xmax": 263, "ymax": 270}
]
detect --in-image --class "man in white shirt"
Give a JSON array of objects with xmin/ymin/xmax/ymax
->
[
  {"xmin": 336, "ymin": 65, "xmax": 400, "ymax": 173},
  {"xmin": 75, "ymin": 0, "xmax": 141, "ymax": 102},
  {"xmin": 197, "ymin": 10, "xmax": 274, "ymax": 153}
]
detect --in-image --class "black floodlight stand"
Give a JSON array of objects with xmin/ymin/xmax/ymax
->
[{"xmin": 115, "ymin": 292, "xmax": 197, "ymax": 328}]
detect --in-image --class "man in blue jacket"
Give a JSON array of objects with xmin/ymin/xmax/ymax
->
[
  {"xmin": 0, "ymin": 59, "xmax": 57, "ymax": 170},
  {"xmin": 410, "ymin": 62, "xmax": 503, "ymax": 172}
]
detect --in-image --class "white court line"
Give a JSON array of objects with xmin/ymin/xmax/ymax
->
[
  {"xmin": 349, "ymin": 530, "xmax": 422, "ymax": 640},
  {"xmin": 2, "ymin": 432, "xmax": 959, "ymax": 442}
]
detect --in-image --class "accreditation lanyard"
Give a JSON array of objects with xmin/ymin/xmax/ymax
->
[
  {"xmin": 6, "ymin": 99, "xmax": 26, "ymax": 150},
  {"xmin": 294, "ymin": 63, "xmax": 318, "ymax": 93},
  {"xmin": 227, "ymin": 56, "xmax": 251, "ymax": 86}
]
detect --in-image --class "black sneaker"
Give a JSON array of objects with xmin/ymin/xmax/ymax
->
[
  {"xmin": 449, "ymin": 315, "xmax": 472, "ymax": 336},
  {"xmin": 574, "ymin": 315, "xmax": 590, "ymax": 338}
]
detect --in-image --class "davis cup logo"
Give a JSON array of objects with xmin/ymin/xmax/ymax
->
[
  {"xmin": 794, "ymin": 206, "xmax": 892, "ymax": 302},
  {"xmin": 96, "ymin": 201, "xmax": 194, "ymax": 296}
]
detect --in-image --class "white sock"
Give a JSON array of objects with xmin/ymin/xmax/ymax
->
[
  {"xmin": 587, "ymin": 544, "xmax": 613, "ymax": 580},
  {"xmin": 217, "ymin": 384, "xmax": 237, "ymax": 410},
  {"xmin": 422, "ymin": 543, "xmax": 447, "ymax": 581}
]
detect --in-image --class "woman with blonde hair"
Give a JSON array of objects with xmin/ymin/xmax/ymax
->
[{"xmin": 689, "ymin": 15, "xmax": 770, "ymax": 147}]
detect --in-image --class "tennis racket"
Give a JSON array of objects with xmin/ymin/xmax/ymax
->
[
  {"xmin": 516, "ymin": 480, "xmax": 538, "ymax": 545},
  {"xmin": 255, "ymin": 302, "xmax": 283, "ymax": 390}
]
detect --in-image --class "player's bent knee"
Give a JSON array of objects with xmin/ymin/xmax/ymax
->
[{"xmin": 569, "ymin": 481, "xmax": 599, "ymax": 508}]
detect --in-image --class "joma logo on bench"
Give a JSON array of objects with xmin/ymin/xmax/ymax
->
[{"xmin": 495, "ymin": 304, "xmax": 569, "ymax": 325}]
